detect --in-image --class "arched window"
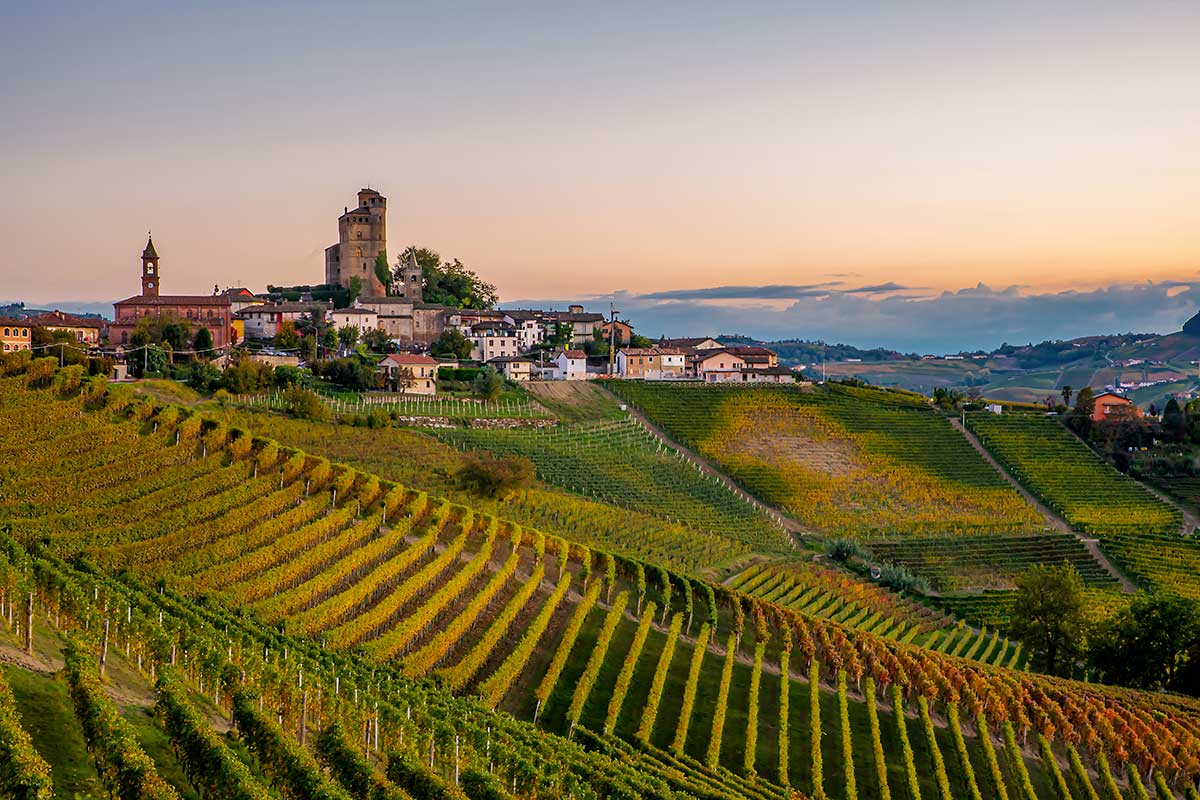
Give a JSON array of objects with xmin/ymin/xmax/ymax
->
[
  {"xmin": 2, "ymin": 328, "xmax": 8, "ymax": 336},
  {"xmin": 356, "ymin": 247, "xmax": 363, "ymax": 257}
]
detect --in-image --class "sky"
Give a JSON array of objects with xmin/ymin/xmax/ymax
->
[{"xmin": 2, "ymin": 1, "xmax": 1199, "ymax": 350}]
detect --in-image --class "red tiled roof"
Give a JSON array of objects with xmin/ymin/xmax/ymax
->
[
  {"xmin": 561, "ymin": 349, "xmax": 587, "ymax": 359},
  {"xmin": 115, "ymin": 295, "xmax": 231, "ymax": 307},
  {"xmin": 28, "ymin": 310, "xmax": 104, "ymax": 328}
]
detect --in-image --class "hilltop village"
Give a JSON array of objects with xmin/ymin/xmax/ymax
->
[{"xmin": 2, "ymin": 188, "xmax": 796, "ymax": 394}]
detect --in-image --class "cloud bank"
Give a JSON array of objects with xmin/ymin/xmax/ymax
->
[{"xmin": 507, "ymin": 278, "xmax": 1200, "ymax": 353}]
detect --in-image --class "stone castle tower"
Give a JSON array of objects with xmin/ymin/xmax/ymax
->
[
  {"xmin": 325, "ymin": 188, "xmax": 387, "ymax": 296},
  {"xmin": 394, "ymin": 247, "xmax": 423, "ymax": 302}
]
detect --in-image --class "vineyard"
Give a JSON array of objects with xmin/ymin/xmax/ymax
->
[
  {"xmin": 5, "ymin": 369, "xmax": 1200, "ymax": 799},
  {"xmin": 1099, "ymin": 532, "xmax": 1200, "ymax": 600},
  {"xmin": 238, "ymin": 389, "xmax": 551, "ymax": 419},
  {"xmin": 865, "ymin": 532, "xmax": 1120, "ymax": 591},
  {"xmin": 607, "ymin": 381, "xmax": 1044, "ymax": 537},
  {"xmin": 434, "ymin": 418, "xmax": 788, "ymax": 552},
  {"xmin": 214, "ymin": 407, "xmax": 761, "ymax": 576},
  {"xmin": 965, "ymin": 412, "xmax": 1182, "ymax": 536}
]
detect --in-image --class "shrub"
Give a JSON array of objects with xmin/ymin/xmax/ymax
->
[
  {"xmin": 826, "ymin": 538, "xmax": 871, "ymax": 563},
  {"xmin": 455, "ymin": 452, "xmax": 534, "ymax": 499},
  {"xmin": 877, "ymin": 562, "xmax": 930, "ymax": 594},
  {"xmin": 283, "ymin": 386, "xmax": 330, "ymax": 421}
]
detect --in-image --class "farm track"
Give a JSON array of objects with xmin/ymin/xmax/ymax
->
[
  {"xmin": 596, "ymin": 385, "xmax": 807, "ymax": 538},
  {"xmin": 951, "ymin": 417, "xmax": 1137, "ymax": 592}
]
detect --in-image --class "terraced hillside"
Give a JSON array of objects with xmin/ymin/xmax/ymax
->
[
  {"xmin": 965, "ymin": 411, "xmax": 1182, "ymax": 535},
  {"xmin": 608, "ymin": 381, "xmax": 1044, "ymax": 537},
  {"xmin": 213, "ymin": 407, "xmax": 774, "ymax": 576},
  {"xmin": 866, "ymin": 532, "xmax": 1120, "ymax": 591},
  {"xmin": 5, "ymin": 370, "xmax": 1200, "ymax": 799},
  {"xmin": 434, "ymin": 417, "xmax": 784, "ymax": 549}
]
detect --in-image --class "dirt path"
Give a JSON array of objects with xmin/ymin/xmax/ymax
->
[
  {"xmin": 596, "ymin": 386, "xmax": 807, "ymax": 540},
  {"xmin": 950, "ymin": 418, "xmax": 1137, "ymax": 592}
]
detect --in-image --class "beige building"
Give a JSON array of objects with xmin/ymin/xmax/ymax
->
[
  {"xmin": 615, "ymin": 347, "xmax": 686, "ymax": 379},
  {"xmin": 356, "ymin": 297, "xmax": 449, "ymax": 344},
  {"xmin": 468, "ymin": 321, "xmax": 520, "ymax": 361},
  {"xmin": 28, "ymin": 310, "xmax": 103, "ymax": 344},
  {"xmin": 329, "ymin": 307, "xmax": 379, "ymax": 335},
  {"xmin": 487, "ymin": 356, "xmax": 535, "ymax": 382},
  {"xmin": 378, "ymin": 353, "xmax": 439, "ymax": 394},
  {"xmin": 0, "ymin": 318, "xmax": 31, "ymax": 353}
]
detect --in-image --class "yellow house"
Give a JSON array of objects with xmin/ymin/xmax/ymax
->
[{"xmin": 0, "ymin": 318, "xmax": 32, "ymax": 353}]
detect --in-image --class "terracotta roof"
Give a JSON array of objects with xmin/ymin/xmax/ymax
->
[
  {"xmin": 1094, "ymin": 391, "xmax": 1131, "ymax": 402},
  {"xmin": 28, "ymin": 310, "xmax": 104, "ymax": 328},
  {"xmin": 222, "ymin": 287, "xmax": 257, "ymax": 297},
  {"xmin": 115, "ymin": 295, "xmax": 231, "ymax": 307},
  {"xmin": 660, "ymin": 336, "xmax": 719, "ymax": 348},
  {"xmin": 724, "ymin": 346, "xmax": 776, "ymax": 357},
  {"xmin": 380, "ymin": 353, "xmax": 439, "ymax": 366},
  {"xmin": 487, "ymin": 356, "xmax": 534, "ymax": 364},
  {"xmin": 560, "ymin": 349, "xmax": 587, "ymax": 359},
  {"xmin": 0, "ymin": 317, "xmax": 30, "ymax": 327},
  {"xmin": 619, "ymin": 348, "xmax": 660, "ymax": 356},
  {"xmin": 332, "ymin": 307, "xmax": 377, "ymax": 315}
]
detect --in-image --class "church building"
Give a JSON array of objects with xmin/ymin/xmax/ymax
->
[{"xmin": 109, "ymin": 236, "xmax": 233, "ymax": 349}]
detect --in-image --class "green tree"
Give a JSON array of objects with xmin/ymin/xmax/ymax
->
[
  {"xmin": 185, "ymin": 360, "xmax": 222, "ymax": 392},
  {"xmin": 161, "ymin": 322, "xmax": 189, "ymax": 352},
  {"xmin": 273, "ymin": 320, "xmax": 300, "ymax": 350},
  {"xmin": 629, "ymin": 333, "xmax": 654, "ymax": 349},
  {"xmin": 1060, "ymin": 385, "xmax": 1073, "ymax": 408},
  {"xmin": 361, "ymin": 327, "xmax": 391, "ymax": 353},
  {"xmin": 337, "ymin": 325, "xmax": 360, "ymax": 352},
  {"xmin": 1074, "ymin": 386, "xmax": 1095, "ymax": 418},
  {"xmin": 430, "ymin": 328, "xmax": 473, "ymax": 361},
  {"xmin": 319, "ymin": 357, "xmax": 380, "ymax": 391},
  {"xmin": 472, "ymin": 365, "xmax": 503, "ymax": 400},
  {"xmin": 1162, "ymin": 397, "xmax": 1186, "ymax": 442},
  {"xmin": 222, "ymin": 359, "xmax": 274, "ymax": 393},
  {"xmin": 402, "ymin": 245, "xmax": 497, "ymax": 309},
  {"xmin": 320, "ymin": 326, "xmax": 338, "ymax": 353},
  {"xmin": 348, "ymin": 275, "xmax": 363, "ymax": 304},
  {"xmin": 373, "ymin": 250, "xmax": 390, "ymax": 293},
  {"xmin": 282, "ymin": 385, "xmax": 330, "ymax": 422},
  {"xmin": 193, "ymin": 326, "xmax": 214, "ymax": 354},
  {"xmin": 300, "ymin": 334, "xmax": 317, "ymax": 364},
  {"xmin": 1009, "ymin": 563, "xmax": 1087, "ymax": 676},
  {"xmin": 1089, "ymin": 593, "xmax": 1200, "ymax": 693}
]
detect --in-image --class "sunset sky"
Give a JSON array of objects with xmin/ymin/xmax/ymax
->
[{"xmin": 3, "ymin": 2, "xmax": 1199, "ymax": 348}]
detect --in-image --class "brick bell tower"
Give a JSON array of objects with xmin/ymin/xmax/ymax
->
[{"xmin": 141, "ymin": 233, "xmax": 160, "ymax": 298}]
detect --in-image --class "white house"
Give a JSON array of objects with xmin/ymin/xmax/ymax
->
[
  {"xmin": 468, "ymin": 321, "xmax": 521, "ymax": 362},
  {"xmin": 551, "ymin": 349, "xmax": 588, "ymax": 380},
  {"xmin": 329, "ymin": 307, "xmax": 380, "ymax": 336}
]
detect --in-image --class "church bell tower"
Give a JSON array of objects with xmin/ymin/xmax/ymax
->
[{"xmin": 141, "ymin": 234, "xmax": 160, "ymax": 298}]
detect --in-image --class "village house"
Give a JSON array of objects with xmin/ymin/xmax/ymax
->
[
  {"xmin": 109, "ymin": 236, "xmax": 233, "ymax": 348},
  {"xmin": 28, "ymin": 310, "xmax": 103, "ymax": 344},
  {"xmin": 238, "ymin": 300, "xmax": 330, "ymax": 340},
  {"xmin": 378, "ymin": 353, "xmax": 439, "ymax": 395},
  {"xmin": 221, "ymin": 288, "xmax": 264, "ymax": 314},
  {"xmin": 550, "ymin": 349, "xmax": 588, "ymax": 380},
  {"xmin": 1091, "ymin": 391, "xmax": 1143, "ymax": 423},
  {"xmin": 615, "ymin": 346, "xmax": 687, "ymax": 379},
  {"xmin": 660, "ymin": 336, "xmax": 723, "ymax": 351},
  {"xmin": 468, "ymin": 321, "xmax": 521, "ymax": 362},
  {"xmin": 723, "ymin": 345, "xmax": 778, "ymax": 368},
  {"xmin": 696, "ymin": 349, "xmax": 748, "ymax": 381},
  {"xmin": 487, "ymin": 355, "xmax": 535, "ymax": 382},
  {"xmin": 548, "ymin": 305, "xmax": 605, "ymax": 347},
  {"xmin": 501, "ymin": 310, "xmax": 549, "ymax": 350},
  {"xmin": 740, "ymin": 365, "xmax": 797, "ymax": 383},
  {"xmin": 329, "ymin": 306, "xmax": 380, "ymax": 336},
  {"xmin": 599, "ymin": 319, "xmax": 634, "ymax": 348},
  {"xmin": 0, "ymin": 318, "xmax": 32, "ymax": 353}
]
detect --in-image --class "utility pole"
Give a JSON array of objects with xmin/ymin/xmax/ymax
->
[{"xmin": 608, "ymin": 302, "xmax": 619, "ymax": 376}]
